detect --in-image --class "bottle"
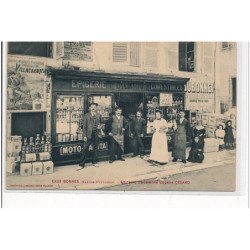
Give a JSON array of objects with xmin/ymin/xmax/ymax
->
[
  {"xmin": 35, "ymin": 134, "xmax": 41, "ymax": 153},
  {"xmin": 45, "ymin": 135, "xmax": 52, "ymax": 155},
  {"xmin": 40, "ymin": 136, "xmax": 45, "ymax": 152},
  {"xmin": 21, "ymin": 138, "xmax": 28, "ymax": 162},
  {"xmin": 29, "ymin": 137, "xmax": 35, "ymax": 153}
]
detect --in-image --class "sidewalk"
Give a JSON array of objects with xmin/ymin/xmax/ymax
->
[{"xmin": 6, "ymin": 149, "xmax": 236, "ymax": 190}]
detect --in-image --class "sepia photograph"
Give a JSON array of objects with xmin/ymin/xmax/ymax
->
[{"xmin": 4, "ymin": 41, "xmax": 237, "ymax": 191}]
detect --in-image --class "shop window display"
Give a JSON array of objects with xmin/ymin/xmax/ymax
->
[
  {"xmin": 56, "ymin": 95, "xmax": 84, "ymax": 142},
  {"xmin": 145, "ymin": 93, "xmax": 184, "ymax": 134},
  {"xmin": 88, "ymin": 95, "xmax": 112, "ymax": 123}
]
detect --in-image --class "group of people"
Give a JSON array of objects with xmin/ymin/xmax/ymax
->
[
  {"xmin": 77, "ymin": 103, "xmax": 129, "ymax": 170},
  {"xmin": 76, "ymin": 102, "xmax": 234, "ymax": 170}
]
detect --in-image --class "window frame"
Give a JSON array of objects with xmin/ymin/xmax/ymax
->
[
  {"xmin": 221, "ymin": 42, "xmax": 230, "ymax": 50},
  {"xmin": 178, "ymin": 42, "xmax": 196, "ymax": 72},
  {"xmin": 8, "ymin": 42, "xmax": 53, "ymax": 58}
]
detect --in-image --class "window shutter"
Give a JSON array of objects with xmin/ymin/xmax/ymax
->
[
  {"xmin": 54, "ymin": 42, "xmax": 64, "ymax": 59},
  {"xmin": 203, "ymin": 42, "xmax": 213, "ymax": 74},
  {"xmin": 145, "ymin": 42, "xmax": 158, "ymax": 67},
  {"xmin": 130, "ymin": 42, "xmax": 140, "ymax": 66},
  {"xmin": 112, "ymin": 42, "xmax": 128, "ymax": 62},
  {"xmin": 167, "ymin": 42, "xmax": 178, "ymax": 70}
]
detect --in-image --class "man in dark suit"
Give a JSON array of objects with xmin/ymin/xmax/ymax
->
[
  {"xmin": 105, "ymin": 107, "xmax": 128, "ymax": 163},
  {"xmin": 172, "ymin": 111, "xmax": 191, "ymax": 164},
  {"xmin": 130, "ymin": 110, "xmax": 146, "ymax": 158},
  {"xmin": 77, "ymin": 103, "xmax": 103, "ymax": 170}
]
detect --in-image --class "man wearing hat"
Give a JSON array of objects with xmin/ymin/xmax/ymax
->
[
  {"xmin": 105, "ymin": 107, "xmax": 128, "ymax": 163},
  {"xmin": 77, "ymin": 102, "xmax": 103, "ymax": 170}
]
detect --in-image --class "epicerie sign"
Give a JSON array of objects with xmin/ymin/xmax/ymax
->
[
  {"xmin": 59, "ymin": 142, "xmax": 108, "ymax": 155},
  {"xmin": 72, "ymin": 80, "xmax": 107, "ymax": 89}
]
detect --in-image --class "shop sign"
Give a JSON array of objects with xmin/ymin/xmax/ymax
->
[
  {"xmin": 185, "ymin": 81, "xmax": 215, "ymax": 112},
  {"xmin": 59, "ymin": 142, "xmax": 108, "ymax": 156},
  {"xmin": 185, "ymin": 82, "xmax": 214, "ymax": 94},
  {"xmin": 62, "ymin": 79, "xmax": 185, "ymax": 93},
  {"xmin": 7, "ymin": 57, "xmax": 46, "ymax": 110}
]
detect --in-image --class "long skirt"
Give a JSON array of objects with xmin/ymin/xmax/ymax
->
[
  {"xmin": 150, "ymin": 132, "xmax": 169, "ymax": 163},
  {"xmin": 172, "ymin": 133, "xmax": 187, "ymax": 160}
]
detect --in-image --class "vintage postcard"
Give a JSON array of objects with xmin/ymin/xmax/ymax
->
[{"xmin": 4, "ymin": 42, "xmax": 237, "ymax": 191}]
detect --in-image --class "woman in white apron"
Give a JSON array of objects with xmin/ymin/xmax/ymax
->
[{"xmin": 149, "ymin": 110, "xmax": 169, "ymax": 164}]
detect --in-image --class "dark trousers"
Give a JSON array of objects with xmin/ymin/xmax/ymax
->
[
  {"xmin": 80, "ymin": 132, "xmax": 99, "ymax": 165},
  {"xmin": 132, "ymin": 136, "xmax": 144, "ymax": 156},
  {"xmin": 109, "ymin": 137, "xmax": 123, "ymax": 160}
]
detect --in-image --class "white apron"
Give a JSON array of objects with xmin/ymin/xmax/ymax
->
[{"xmin": 149, "ymin": 118, "xmax": 169, "ymax": 163}]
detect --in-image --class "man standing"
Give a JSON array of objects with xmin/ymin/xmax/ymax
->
[
  {"xmin": 130, "ymin": 111, "xmax": 146, "ymax": 158},
  {"xmin": 77, "ymin": 103, "xmax": 103, "ymax": 170},
  {"xmin": 105, "ymin": 107, "xmax": 128, "ymax": 163},
  {"xmin": 172, "ymin": 110, "xmax": 191, "ymax": 164}
]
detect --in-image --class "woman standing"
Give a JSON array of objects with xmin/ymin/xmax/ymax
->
[
  {"xmin": 149, "ymin": 110, "xmax": 169, "ymax": 165},
  {"xmin": 224, "ymin": 120, "xmax": 235, "ymax": 149}
]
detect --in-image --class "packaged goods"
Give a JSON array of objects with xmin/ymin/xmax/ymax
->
[
  {"xmin": 20, "ymin": 163, "xmax": 32, "ymax": 176},
  {"xmin": 39, "ymin": 152, "xmax": 51, "ymax": 161},
  {"xmin": 32, "ymin": 162, "xmax": 43, "ymax": 175},
  {"xmin": 25, "ymin": 153, "xmax": 37, "ymax": 162},
  {"xmin": 42, "ymin": 161, "xmax": 54, "ymax": 174}
]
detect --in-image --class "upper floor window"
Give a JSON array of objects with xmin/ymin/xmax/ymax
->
[
  {"xmin": 112, "ymin": 42, "xmax": 140, "ymax": 66},
  {"xmin": 179, "ymin": 42, "xmax": 195, "ymax": 72},
  {"xmin": 222, "ymin": 42, "xmax": 230, "ymax": 49},
  {"xmin": 8, "ymin": 42, "xmax": 53, "ymax": 58}
]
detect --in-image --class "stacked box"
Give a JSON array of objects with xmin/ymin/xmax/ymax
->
[
  {"xmin": 204, "ymin": 138, "xmax": 219, "ymax": 153},
  {"xmin": 7, "ymin": 136, "xmax": 22, "ymax": 154},
  {"xmin": 20, "ymin": 163, "xmax": 32, "ymax": 176},
  {"xmin": 25, "ymin": 153, "xmax": 37, "ymax": 162},
  {"xmin": 38, "ymin": 152, "xmax": 50, "ymax": 161},
  {"xmin": 32, "ymin": 162, "xmax": 43, "ymax": 175},
  {"xmin": 7, "ymin": 158, "xmax": 18, "ymax": 174},
  {"xmin": 43, "ymin": 161, "xmax": 54, "ymax": 174}
]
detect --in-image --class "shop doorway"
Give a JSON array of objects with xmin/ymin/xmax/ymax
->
[{"xmin": 115, "ymin": 92, "xmax": 144, "ymax": 153}]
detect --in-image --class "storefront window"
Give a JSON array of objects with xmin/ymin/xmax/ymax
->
[
  {"xmin": 56, "ymin": 95, "xmax": 84, "ymax": 143},
  {"xmin": 145, "ymin": 92, "xmax": 185, "ymax": 134},
  {"xmin": 88, "ymin": 95, "xmax": 113, "ymax": 124},
  {"xmin": 145, "ymin": 93, "xmax": 160, "ymax": 134}
]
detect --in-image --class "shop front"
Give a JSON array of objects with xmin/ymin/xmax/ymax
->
[{"xmin": 47, "ymin": 68, "xmax": 189, "ymax": 165}]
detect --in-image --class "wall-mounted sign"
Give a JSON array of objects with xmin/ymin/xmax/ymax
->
[
  {"xmin": 160, "ymin": 93, "xmax": 173, "ymax": 106},
  {"xmin": 54, "ymin": 78, "xmax": 185, "ymax": 93},
  {"xmin": 7, "ymin": 58, "xmax": 46, "ymax": 110},
  {"xmin": 63, "ymin": 42, "xmax": 93, "ymax": 61},
  {"xmin": 185, "ymin": 81, "xmax": 215, "ymax": 112}
]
